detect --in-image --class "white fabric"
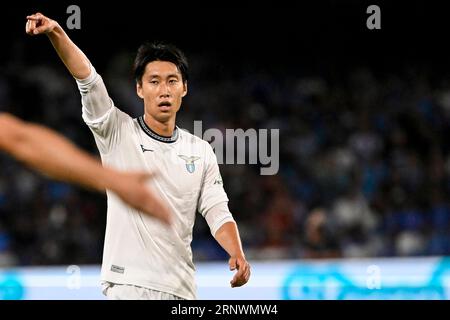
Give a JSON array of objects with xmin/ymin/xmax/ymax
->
[
  {"xmin": 103, "ymin": 282, "xmax": 185, "ymax": 300},
  {"xmin": 76, "ymin": 65, "xmax": 114, "ymax": 124},
  {"xmin": 76, "ymin": 68, "xmax": 231, "ymax": 300},
  {"xmin": 205, "ymin": 202, "xmax": 235, "ymax": 237}
]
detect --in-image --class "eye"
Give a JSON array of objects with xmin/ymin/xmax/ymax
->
[
  {"xmin": 169, "ymin": 79, "xmax": 178, "ymax": 84},
  {"xmin": 150, "ymin": 80, "xmax": 159, "ymax": 85}
]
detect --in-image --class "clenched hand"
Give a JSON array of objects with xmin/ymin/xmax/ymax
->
[
  {"xmin": 229, "ymin": 255, "xmax": 251, "ymax": 288},
  {"xmin": 26, "ymin": 12, "xmax": 58, "ymax": 35}
]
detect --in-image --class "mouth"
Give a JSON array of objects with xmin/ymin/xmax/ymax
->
[{"xmin": 158, "ymin": 101, "xmax": 172, "ymax": 111}]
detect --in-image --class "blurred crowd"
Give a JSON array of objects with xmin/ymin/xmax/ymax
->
[{"xmin": 1, "ymin": 49, "xmax": 450, "ymax": 267}]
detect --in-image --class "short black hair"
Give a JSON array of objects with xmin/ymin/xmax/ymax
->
[{"xmin": 133, "ymin": 41, "xmax": 189, "ymax": 84}]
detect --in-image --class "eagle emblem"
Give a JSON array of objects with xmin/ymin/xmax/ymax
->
[{"xmin": 178, "ymin": 155, "xmax": 201, "ymax": 173}]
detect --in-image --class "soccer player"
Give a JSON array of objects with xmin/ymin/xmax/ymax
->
[
  {"xmin": 0, "ymin": 111, "xmax": 172, "ymax": 225},
  {"xmin": 26, "ymin": 12, "xmax": 251, "ymax": 300}
]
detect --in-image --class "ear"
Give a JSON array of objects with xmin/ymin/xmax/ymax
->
[
  {"xmin": 182, "ymin": 81, "xmax": 188, "ymax": 97},
  {"xmin": 136, "ymin": 82, "xmax": 144, "ymax": 99}
]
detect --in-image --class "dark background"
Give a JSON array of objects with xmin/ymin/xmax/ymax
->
[{"xmin": 5, "ymin": 1, "xmax": 450, "ymax": 74}]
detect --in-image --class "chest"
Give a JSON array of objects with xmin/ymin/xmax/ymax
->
[
  {"xmin": 119, "ymin": 127, "xmax": 206, "ymax": 197},
  {"xmin": 146, "ymin": 145, "xmax": 204, "ymax": 193}
]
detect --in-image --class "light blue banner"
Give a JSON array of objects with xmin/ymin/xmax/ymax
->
[{"xmin": 1, "ymin": 257, "xmax": 449, "ymax": 299}]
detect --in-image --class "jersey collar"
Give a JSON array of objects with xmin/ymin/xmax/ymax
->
[{"xmin": 137, "ymin": 116, "xmax": 179, "ymax": 143}]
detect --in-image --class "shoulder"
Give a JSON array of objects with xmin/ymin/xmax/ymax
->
[
  {"xmin": 178, "ymin": 127, "xmax": 211, "ymax": 148},
  {"xmin": 178, "ymin": 128, "xmax": 217, "ymax": 161}
]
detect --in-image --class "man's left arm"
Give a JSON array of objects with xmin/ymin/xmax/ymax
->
[
  {"xmin": 198, "ymin": 143, "xmax": 251, "ymax": 288},
  {"xmin": 214, "ymin": 220, "xmax": 251, "ymax": 288}
]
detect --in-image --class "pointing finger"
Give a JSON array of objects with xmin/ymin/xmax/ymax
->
[{"xmin": 26, "ymin": 16, "xmax": 42, "ymax": 22}]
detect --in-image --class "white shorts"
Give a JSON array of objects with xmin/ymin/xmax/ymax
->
[{"xmin": 102, "ymin": 282, "xmax": 185, "ymax": 300}]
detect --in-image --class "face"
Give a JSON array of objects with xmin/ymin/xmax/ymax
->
[{"xmin": 136, "ymin": 60, "xmax": 187, "ymax": 123}]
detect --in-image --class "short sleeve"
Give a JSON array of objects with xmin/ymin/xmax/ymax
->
[{"xmin": 197, "ymin": 142, "xmax": 229, "ymax": 216}]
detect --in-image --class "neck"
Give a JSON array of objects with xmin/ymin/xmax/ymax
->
[{"xmin": 144, "ymin": 114, "xmax": 176, "ymax": 137}]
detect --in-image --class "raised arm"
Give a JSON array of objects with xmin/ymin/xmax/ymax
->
[
  {"xmin": 0, "ymin": 113, "xmax": 172, "ymax": 225},
  {"xmin": 26, "ymin": 12, "xmax": 117, "ymax": 144},
  {"xmin": 26, "ymin": 12, "xmax": 90, "ymax": 79}
]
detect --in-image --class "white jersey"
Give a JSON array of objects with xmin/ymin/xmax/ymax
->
[{"xmin": 76, "ymin": 66, "xmax": 233, "ymax": 300}]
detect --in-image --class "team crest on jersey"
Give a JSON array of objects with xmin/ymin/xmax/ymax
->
[{"xmin": 178, "ymin": 155, "xmax": 201, "ymax": 173}]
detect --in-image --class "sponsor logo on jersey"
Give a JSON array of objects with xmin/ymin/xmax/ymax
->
[
  {"xmin": 214, "ymin": 175, "xmax": 223, "ymax": 185},
  {"xmin": 110, "ymin": 265, "xmax": 125, "ymax": 274},
  {"xmin": 140, "ymin": 145, "xmax": 154, "ymax": 153}
]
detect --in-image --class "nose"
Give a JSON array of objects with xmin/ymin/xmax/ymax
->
[{"xmin": 159, "ymin": 82, "xmax": 170, "ymax": 98}]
